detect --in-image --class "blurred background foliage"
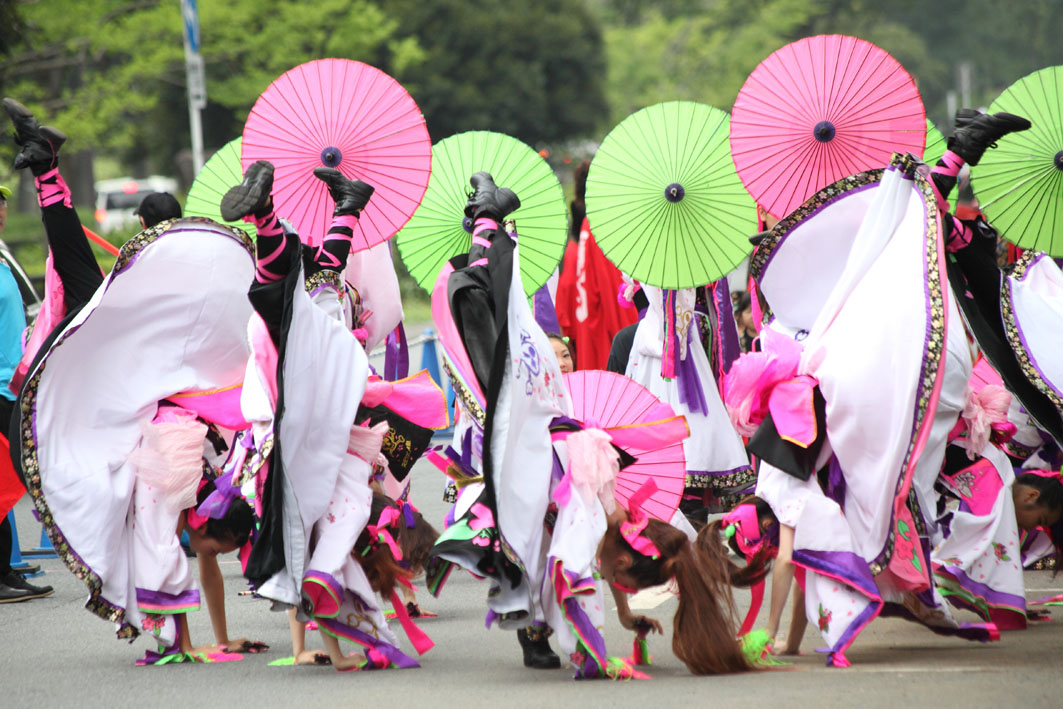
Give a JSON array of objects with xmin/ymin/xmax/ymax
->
[{"xmin": 0, "ymin": 0, "xmax": 1060, "ymax": 309}]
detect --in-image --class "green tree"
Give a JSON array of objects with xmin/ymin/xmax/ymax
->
[
  {"xmin": 599, "ymin": 0, "xmax": 822, "ymax": 125},
  {"xmin": 378, "ymin": 0, "xmax": 608, "ymax": 145},
  {"xmin": 2, "ymin": 0, "xmax": 419, "ymax": 180}
]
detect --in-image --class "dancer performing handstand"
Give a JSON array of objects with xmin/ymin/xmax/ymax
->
[{"xmin": 3, "ymin": 98, "xmax": 265, "ymax": 662}]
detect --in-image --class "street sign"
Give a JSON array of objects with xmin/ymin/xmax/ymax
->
[
  {"xmin": 181, "ymin": 0, "xmax": 200, "ymax": 54},
  {"xmin": 180, "ymin": 0, "xmax": 206, "ymax": 172}
]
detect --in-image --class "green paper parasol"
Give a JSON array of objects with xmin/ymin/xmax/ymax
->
[
  {"xmin": 395, "ymin": 131, "xmax": 567, "ymax": 297},
  {"xmin": 185, "ymin": 138, "xmax": 257, "ymax": 239},
  {"xmin": 586, "ymin": 101, "xmax": 755, "ymax": 289},
  {"xmin": 923, "ymin": 119, "xmax": 947, "ymax": 168},
  {"xmin": 972, "ymin": 65, "xmax": 1063, "ymax": 256},
  {"xmin": 922, "ymin": 119, "xmax": 956, "ymax": 210}
]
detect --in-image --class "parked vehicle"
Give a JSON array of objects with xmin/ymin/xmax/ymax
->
[{"xmin": 94, "ymin": 176, "xmax": 178, "ymax": 234}]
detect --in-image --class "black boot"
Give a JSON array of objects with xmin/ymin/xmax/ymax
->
[
  {"xmin": 948, "ymin": 110, "xmax": 1031, "ymax": 166},
  {"xmin": 221, "ymin": 160, "xmax": 275, "ymax": 221},
  {"xmin": 517, "ymin": 626, "xmax": 561, "ymax": 669},
  {"xmin": 0, "ymin": 570, "xmax": 54, "ymax": 603},
  {"xmin": 464, "ymin": 171, "xmax": 520, "ymax": 221},
  {"xmin": 313, "ymin": 167, "xmax": 374, "ymax": 217},
  {"xmin": 2, "ymin": 98, "xmax": 66, "ymax": 175}
]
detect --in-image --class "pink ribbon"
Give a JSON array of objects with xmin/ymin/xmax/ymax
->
[
  {"xmin": 388, "ymin": 587, "xmax": 434, "ymax": 655},
  {"xmin": 768, "ymin": 374, "xmax": 819, "ymax": 448},
  {"xmin": 620, "ymin": 479, "xmax": 661, "ymax": 559},
  {"xmin": 720, "ymin": 503, "xmax": 765, "ymax": 557}
]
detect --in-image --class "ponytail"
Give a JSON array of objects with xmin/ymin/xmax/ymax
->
[
  {"xmin": 354, "ymin": 493, "xmax": 413, "ymax": 596},
  {"xmin": 698, "ymin": 520, "xmax": 773, "ymax": 588},
  {"xmin": 608, "ymin": 519, "xmax": 752, "ymax": 674}
]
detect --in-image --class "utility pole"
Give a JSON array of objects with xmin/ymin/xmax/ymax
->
[{"xmin": 181, "ymin": 0, "xmax": 206, "ymax": 174}]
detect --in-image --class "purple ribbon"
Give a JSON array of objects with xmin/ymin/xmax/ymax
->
[
  {"xmin": 712, "ymin": 280, "xmax": 741, "ymax": 376},
  {"xmin": 196, "ymin": 473, "xmax": 242, "ymax": 519},
  {"xmin": 532, "ymin": 284, "xmax": 561, "ymax": 334},
  {"xmin": 384, "ymin": 323, "xmax": 409, "ymax": 381},
  {"xmin": 675, "ymin": 326, "xmax": 708, "ymax": 415},
  {"xmin": 443, "ymin": 427, "xmax": 478, "ymax": 479},
  {"xmin": 825, "ymin": 455, "xmax": 846, "ymax": 506}
]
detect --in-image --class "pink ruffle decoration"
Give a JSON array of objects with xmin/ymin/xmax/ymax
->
[
  {"xmin": 961, "ymin": 384, "xmax": 1012, "ymax": 459},
  {"xmin": 128, "ymin": 406, "xmax": 208, "ymax": 514},
  {"xmin": 347, "ymin": 420, "xmax": 389, "ymax": 467},
  {"xmin": 565, "ymin": 428, "xmax": 620, "ymax": 513},
  {"xmin": 723, "ymin": 344, "xmax": 801, "ymax": 436}
]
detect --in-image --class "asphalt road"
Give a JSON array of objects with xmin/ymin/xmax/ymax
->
[{"xmin": 4, "ymin": 460, "xmax": 1063, "ymax": 708}]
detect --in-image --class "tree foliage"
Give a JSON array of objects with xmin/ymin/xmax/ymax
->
[
  {"xmin": 593, "ymin": 0, "xmax": 1063, "ymax": 129},
  {"xmin": 377, "ymin": 0, "xmax": 608, "ymax": 145},
  {"xmin": 2, "ymin": 0, "xmax": 416, "ymax": 175},
  {"xmin": 1, "ymin": 0, "xmax": 610, "ymax": 178}
]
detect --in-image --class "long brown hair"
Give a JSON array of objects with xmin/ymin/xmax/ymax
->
[
  {"xmin": 603, "ymin": 519, "xmax": 752, "ymax": 674},
  {"xmin": 395, "ymin": 499, "xmax": 440, "ymax": 576},
  {"xmin": 354, "ymin": 493, "xmax": 413, "ymax": 596},
  {"xmin": 700, "ymin": 495, "xmax": 778, "ymax": 587}
]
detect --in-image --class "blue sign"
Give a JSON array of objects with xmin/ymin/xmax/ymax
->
[{"xmin": 181, "ymin": 0, "xmax": 200, "ymax": 54}]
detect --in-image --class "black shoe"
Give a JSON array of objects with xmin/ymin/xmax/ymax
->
[
  {"xmin": 220, "ymin": 160, "xmax": 275, "ymax": 221},
  {"xmin": 464, "ymin": 172, "xmax": 520, "ymax": 221},
  {"xmin": 313, "ymin": 167, "xmax": 374, "ymax": 217},
  {"xmin": 952, "ymin": 107, "xmax": 981, "ymax": 132},
  {"xmin": 0, "ymin": 570, "xmax": 53, "ymax": 602},
  {"xmin": 948, "ymin": 110, "xmax": 1031, "ymax": 166},
  {"xmin": 2, "ymin": 98, "xmax": 66, "ymax": 175},
  {"xmin": 517, "ymin": 627, "xmax": 561, "ymax": 669}
]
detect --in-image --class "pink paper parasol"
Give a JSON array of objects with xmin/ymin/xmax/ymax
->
[
  {"xmin": 731, "ymin": 35, "xmax": 925, "ymax": 219},
  {"xmin": 242, "ymin": 59, "xmax": 431, "ymax": 250},
  {"xmin": 564, "ymin": 370, "xmax": 688, "ymax": 522}
]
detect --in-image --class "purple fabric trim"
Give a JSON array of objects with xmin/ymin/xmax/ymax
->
[
  {"xmin": 116, "ymin": 225, "xmax": 249, "ymax": 275},
  {"xmin": 552, "ymin": 450, "xmax": 565, "ymax": 484},
  {"xmin": 825, "ymin": 455, "xmax": 846, "ymax": 506},
  {"xmin": 1009, "ymin": 281, "xmax": 1063, "ymax": 401},
  {"xmin": 711, "ymin": 282, "xmax": 730, "ymax": 351},
  {"xmin": 484, "ymin": 609, "xmax": 498, "ymax": 629},
  {"xmin": 713, "ymin": 279, "xmax": 741, "ymax": 377},
  {"xmin": 303, "ymin": 569, "xmax": 344, "ymax": 598},
  {"xmin": 830, "ymin": 598, "xmax": 879, "ymax": 658},
  {"xmin": 676, "ymin": 326, "xmax": 708, "ymax": 415},
  {"xmin": 873, "ymin": 181, "xmax": 940, "ymax": 566},
  {"xmin": 564, "ymin": 596, "xmax": 607, "ymax": 678},
  {"xmin": 939, "ymin": 565, "xmax": 1026, "ymax": 612},
  {"xmin": 758, "ymin": 183, "xmax": 879, "ymax": 277},
  {"xmin": 318, "ymin": 617, "xmax": 419, "ymax": 669},
  {"xmin": 686, "ymin": 465, "xmax": 753, "ymax": 478},
  {"xmin": 384, "ymin": 323, "xmax": 409, "ymax": 381},
  {"xmin": 878, "ymin": 602, "xmax": 995, "ymax": 641},
  {"xmin": 532, "ymin": 284, "xmax": 561, "ymax": 335},
  {"xmin": 135, "ymin": 587, "xmax": 201, "ymax": 608},
  {"xmin": 196, "ymin": 471, "xmax": 241, "ymax": 519},
  {"xmin": 792, "ymin": 548, "xmax": 879, "ymax": 600}
]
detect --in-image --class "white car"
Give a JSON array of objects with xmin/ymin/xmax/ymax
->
[{"xmin": 94, "ymin": 176, "xmax": 178, "ymax": 234}]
